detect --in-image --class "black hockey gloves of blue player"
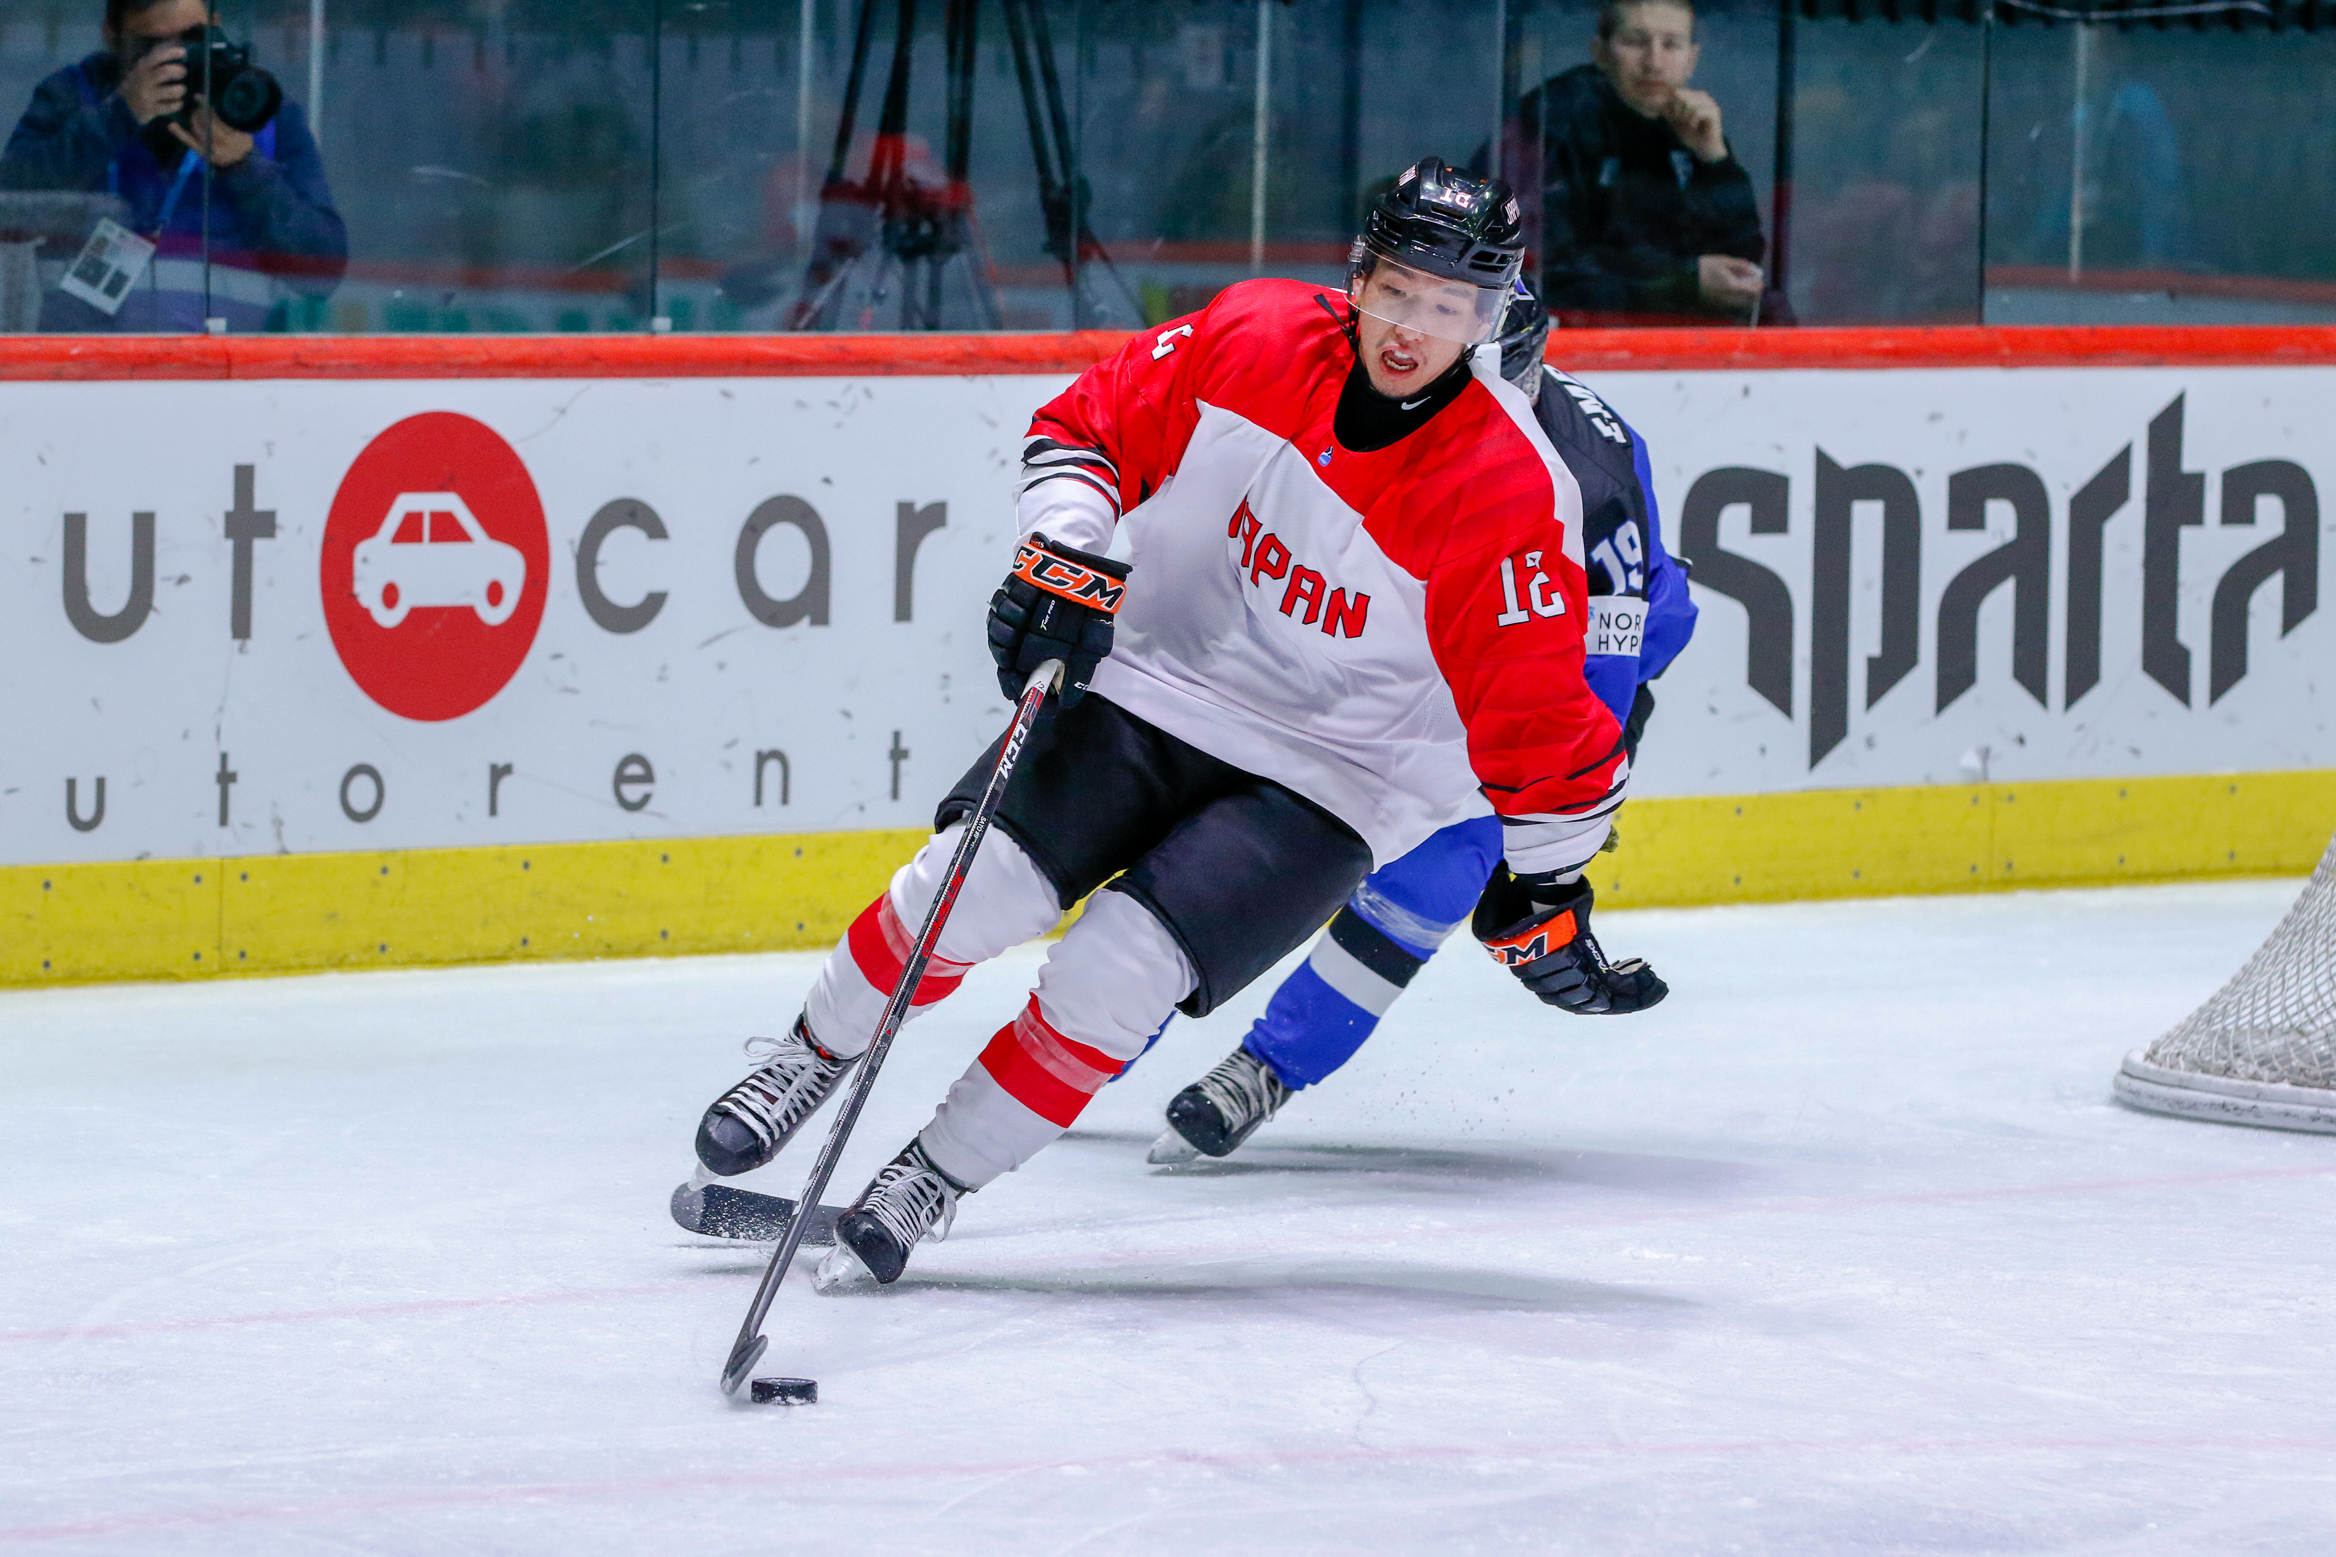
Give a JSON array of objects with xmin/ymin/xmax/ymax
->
[
  {"xmin": 989, "ymin": 533, "xmax": 1131, "ymax": 706},
  {"xmin": 1474, "ymin": 870, "xmax": 1668, "ymax": 1015}
]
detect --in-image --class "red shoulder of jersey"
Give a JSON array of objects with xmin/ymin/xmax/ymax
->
[
  {"xmin": 1177, "ymin": 279, "xmax": 1358, "ymax": 443},
  {"xmin": 1023, "ymin": 278, "xmax": 1351, "ymax": 513}
]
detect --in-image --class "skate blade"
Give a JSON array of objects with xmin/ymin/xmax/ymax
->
[
  {"xmin": 811, "ymin": 1240, "xmax": 879, "ymax": 1293},
  {"xmin": 1146, "ymin": 1129, "xmax": 1203, "ymax": 1166}
]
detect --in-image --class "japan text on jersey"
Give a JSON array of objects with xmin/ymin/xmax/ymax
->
[{"xmin": 1227, "ymin": 498, "xmax": 1371, "ymax": 638}]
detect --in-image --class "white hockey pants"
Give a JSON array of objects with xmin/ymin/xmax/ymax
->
[{"xmin": 803, "ymin": 824, "xmax": 1196, "ymax": 1188}]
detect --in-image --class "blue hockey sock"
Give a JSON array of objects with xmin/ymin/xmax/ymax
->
[
  {"xmin": 1241, "ymin": 814, "xmax": 1503, "ymax": 1090},
  {"xmin": 1241, "ymin": 905, "xmax": 1431, "ymax": 1089}
]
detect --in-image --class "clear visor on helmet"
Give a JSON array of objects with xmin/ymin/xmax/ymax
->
[{"xmin": 1348, "ymin": 257, "xmax": 1509, "ymax": 345}]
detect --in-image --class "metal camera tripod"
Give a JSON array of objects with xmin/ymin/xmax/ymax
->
[{"xmin": 787, "ymin": 0, "xmax": 1136, "ymax": 331}]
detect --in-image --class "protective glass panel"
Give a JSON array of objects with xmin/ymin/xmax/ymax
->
[
  {"xmin": 1786, "ymin": 9, "xmax": 1984, "ymax": 325},
  {"xmin": 1982, "ymin": 16, "xmax": 2336, "ymax": 328},
  {"xmin": 2, "ymin": 0, "xmax": 2330, "ymax": 337},
  {"xmin": 1080, "ymin": 0, "xmax": 1505, "ymax": 332},
  {"xmin": 0, "ymin": 9, "xmax": 202, "ymax": 331},
  {"xmin": 143, "ymin": 0, "xmax": 664, "ymax": 335},
  {"xmin": 660, "ymin": 0, "xmax": 1078, "ymax": 332}
]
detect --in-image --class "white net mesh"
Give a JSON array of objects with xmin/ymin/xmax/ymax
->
[{"xmin": 2141, "ymin": 830, "xmax": 2336, "ymax": 1094}]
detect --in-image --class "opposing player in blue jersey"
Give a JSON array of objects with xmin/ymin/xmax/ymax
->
[{"xmin": 1147, "ymin": 285, "xmax": 1697, "ymax": 1163}]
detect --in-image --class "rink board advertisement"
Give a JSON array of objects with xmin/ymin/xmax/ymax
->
[
  {"xmin": 1, "ymin": 373, "xmax": 1056, "ymax": 868},
  {"xmin": 3, "ymin": 329, "xmax": 2335, "ymax": 979},
  {"xmin": 1611, "ymin": 364, "xmax": 2336, "ymax": 797}
]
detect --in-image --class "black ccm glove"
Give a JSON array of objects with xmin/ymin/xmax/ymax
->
[
  {"xmin": 988, "ymin": 532, "xmax": 1132, "ymax": 706},
  {"xmin": 1472, "ymin": 869, "xmax": 1667, "ymax": 1015}
]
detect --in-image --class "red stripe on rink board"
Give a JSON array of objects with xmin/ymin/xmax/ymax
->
[
  {"xmin": 976, "ymin": 1000, "xmax": 1122, "ymax": 1128},
  {"xmin": 2, "ymin": 324, "xmax": 2335, "ymax": 381},
  {"xmin": 0, "ymin": 332, "xmax": 1135, "ymax": 380},
  {"xmin": 843, "ymin": 897, "xmax": 967, "ymax": 1008},
  {"xmin": 8, "ymin": 1435, "xmax": 2336, "ymax": 1543}
]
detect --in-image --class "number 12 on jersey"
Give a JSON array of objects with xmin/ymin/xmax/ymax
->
[{"xmin": 1495, "ymin": 552, "xmax": 1567, "ymax": 626}]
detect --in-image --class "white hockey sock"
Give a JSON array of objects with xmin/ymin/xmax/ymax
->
[
  {"xmin": 803, "ymin": 824, "xmax": 1062, "ymax": 1057},
  {"xmin": 920, "ymin": 890, "xmax": 1196, "ymax": 1188}
]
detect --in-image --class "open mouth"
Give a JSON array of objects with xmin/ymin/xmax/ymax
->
[{"xmin": 1378, "ymin": 343, "xmax": 1421, "ymax": 379}]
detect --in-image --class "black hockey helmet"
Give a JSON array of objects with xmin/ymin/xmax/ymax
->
[
  {"xmin": 1354, "ymin": 158, "xmax": 1525, "ymax": 293},
  {"xmin": 1493, "ymin": 280, "xmax": 1551, "ymax": 400}
]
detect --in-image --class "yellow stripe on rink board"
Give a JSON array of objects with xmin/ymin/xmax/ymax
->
[
  {"xmin": 5, "ymin": 769, "xmax": 2335, "ymax": 989},
  {"xmin": 1, "ymin": 830, "xmax": 926, "ymax": 988},
  {"xmin": 1589, "ymin": 769, "xmax": 2336, "ymax": 907}
]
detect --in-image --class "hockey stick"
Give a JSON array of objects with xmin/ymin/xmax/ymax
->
[{"xmin": 719, "ymin": 657, "xmax": 1064, "ymax": 1397}]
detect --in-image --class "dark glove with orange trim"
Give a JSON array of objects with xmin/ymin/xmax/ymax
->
[
  {"xmin": 988, "ymin": 532, "xmax": 1131, "ymax": 707},
  {"xmin": 1472, "ymin": 869, "xmax": 1667, "ymax": 1015}
]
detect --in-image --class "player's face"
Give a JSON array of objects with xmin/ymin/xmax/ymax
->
[
  {"xmin": 1348, "ymin": 264, "xmax": 1478, "ymax": 398},
  {"xmin": 1595, "ymin": 2, "xmax": 1699, "ymax": 115}
]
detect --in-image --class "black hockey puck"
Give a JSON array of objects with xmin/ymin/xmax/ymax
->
[{"xmin": 751, "ymin": 1376, "xmax": 817, "ymax": 1405}]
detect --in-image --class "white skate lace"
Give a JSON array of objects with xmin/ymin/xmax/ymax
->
[
  {"xmin": 1194, "ymin": 1048, "xmax": 1290, "ymax": 1133},
  {"xmin": 713, "ymin": 1027, "xmax": 851, "ymax": 1151},
  {"xmin": 857, "ymin": 1144, "xmax": 961, "ymax": 1250}
]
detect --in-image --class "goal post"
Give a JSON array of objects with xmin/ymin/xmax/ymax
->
[{"xmin": 2114, "ymin": 831, "xmax": 2336, "ymax": 1133}]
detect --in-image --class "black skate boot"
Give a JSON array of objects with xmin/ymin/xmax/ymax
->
[
  {"xmin": 693, "ymin": 1017, "xmax": 856, "ymax": 1176},
  {"xmin": 1151, "ymin": 1044, "xmax": 1292, "ymax": 1163},
  {"xmin": 815, "ymin": 1139, "xmax": 971, "ymax": 1289}
]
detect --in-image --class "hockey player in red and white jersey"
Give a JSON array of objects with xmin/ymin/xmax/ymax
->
[{"xmin": 685, "ymin": 159, "xmax": 1668, "ymax": 1288}]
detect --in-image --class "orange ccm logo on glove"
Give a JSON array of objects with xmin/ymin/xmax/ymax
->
[
  {"xmin": 1482, "ymin": 909, "xmax": 1577, "ymax": 967},
  {"xmin": 1012, "ymin": 542, "xmax": 1126, "ymax": 614}
]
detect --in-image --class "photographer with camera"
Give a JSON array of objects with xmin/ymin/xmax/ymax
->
[{"xmin": 0, "ymin": 0, "xmax": 344, "ymax": 331}]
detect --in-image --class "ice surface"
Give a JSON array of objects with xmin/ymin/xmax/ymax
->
[{"xmin": 6, "ymin": 881, "xmax": 2336, "ymax": 1555}]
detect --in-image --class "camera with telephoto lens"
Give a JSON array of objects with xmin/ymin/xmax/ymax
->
[{"xmin": 164, "ymin": 25, "xmax": 282, "ymax": 134}]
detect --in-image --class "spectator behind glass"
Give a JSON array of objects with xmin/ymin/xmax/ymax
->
[
  {"xmin": 1497, "ymin": 0, "xmax": 1784, "ymax": 326},
  {"xmin": 0, "ymin": 0, "xmax": 344, "ymax": 332}
]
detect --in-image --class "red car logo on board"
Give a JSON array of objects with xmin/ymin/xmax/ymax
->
[{"xmin": 322, "ymin": 413, "xmax": 550, "ymax": 722}]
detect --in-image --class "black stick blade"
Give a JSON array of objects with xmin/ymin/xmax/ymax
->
[
  {"xmin": 752, "ymin": 1377, "xmax": 818, "ymax": 1405},
  {"xmin": 672, "ymin": 1181, "xmax": 844, "ymax": 1245},
  {"xmin": 720, "ymin": 1333, "xmax": 769, "ymax": 1397}
]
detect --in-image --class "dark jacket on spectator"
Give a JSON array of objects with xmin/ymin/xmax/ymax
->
[
  {"xmin": 1501, "ymin": 63, "xmax": 1768, "ymax": 324},
  {"xmin": 0, "ymin": 51, "xmax": 344, "ymax": 330}
]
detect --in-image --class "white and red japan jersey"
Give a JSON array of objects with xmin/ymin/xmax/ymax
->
[{"xmin": 1017, "ymin": 278, "xmax": 1626, "ymax": 874}]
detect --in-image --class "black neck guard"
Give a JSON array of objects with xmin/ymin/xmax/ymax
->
[{"xmin": 1333, "ymin": 350, "xmax": 1475, "ymax": 453}]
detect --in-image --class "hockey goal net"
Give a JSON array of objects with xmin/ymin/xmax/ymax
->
[{"xmin": 2114, "ymin": 830, "xmax": 2336, "ymax": 1132}]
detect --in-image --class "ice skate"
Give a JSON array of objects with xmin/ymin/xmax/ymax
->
[
  {"xmin": 693, "ymin": 1017, "xmax": 856, "ymax": 1176},
  {"xmin": 816, "ymin": 1138, "xmax": 969, "ymax": 1288},
  {"xmin": 1161, "ymin": 1044, "xmax": 1292, "ymax": 1159}
]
